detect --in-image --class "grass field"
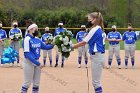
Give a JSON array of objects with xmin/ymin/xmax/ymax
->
[{"xmin": 4, "ymin": 38, "xmax": 140, "ymax": 50}]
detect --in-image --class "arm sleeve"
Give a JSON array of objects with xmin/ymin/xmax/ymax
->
[
  {"xmin": 83, "ymin": 26, "xmax": 99, "ymax": 43},
  {"xmin": 122, "ymin": 33, "xmax": 126, "ymax": 40},
  {"xmin": 24, "ymin": 37, "xmax": 40, "ymax": 66},
  {"xmin": 24, "ymin": 52, "xmax": 40, "ymax": 66},
  {"xmin": 135, "ymin": 33, "xmax": 138, "ymax": 41},
  {"xmin": 41, "ymin": 41, "xmax": 54, "ymax": 50}
]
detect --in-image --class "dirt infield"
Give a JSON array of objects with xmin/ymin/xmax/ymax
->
[{"xmin": 0, "ymin": 49, "xmax": 140, "ymax": 93}]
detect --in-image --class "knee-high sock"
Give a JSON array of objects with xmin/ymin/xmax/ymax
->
[
  {"xmin": 125, "ymin": 59, "xmax": 128, "ymax": 66},
  {"xmin": 43, "ymin": 57, "xmax": 46, "ymax": 65},
  {"xmin": 78, "ymin": 57, "xmax": 82, "ymax": 64}
]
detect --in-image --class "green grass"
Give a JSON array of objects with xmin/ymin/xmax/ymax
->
[
  {"xmin": 72, "ymin": 38, "xmax": 140, "ymax": 50},
  {"xmin": 4, "ymin": 38, "xmax": 140, "ymax": 50}
]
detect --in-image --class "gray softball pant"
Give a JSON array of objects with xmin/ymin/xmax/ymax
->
[
  {"xmin": 21, "ymin": 58, "xmax": 40, "ymax": 93},
  {"xmin": 90, "ymin": 53, "xmax": 105, "ymax": 92}
]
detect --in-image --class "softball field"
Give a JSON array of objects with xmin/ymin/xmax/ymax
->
[{"xmin": 0, "ymin": 49, "xmax": 140, "ymax": 93}]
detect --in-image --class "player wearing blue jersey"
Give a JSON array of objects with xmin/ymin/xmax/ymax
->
[
  {"xmin": 74, "ymin": 12, "xmax": 105, "ymax": 93},
  {"xmin": 107, "ymin": 25, "xmax": 122, "ymax": 69},
  {"xmin": 76, "ymin": 25, "xmax": 88, "ymax": 68},
  {"xmin": 21, "ymin": 24, "xmax": 54, "ymax": 93},
  {"xmin": 123, "ymin": 25, "xmax": 137, "ymax": 69},
  {"xmin": 41, "ymin": 27, "xmax": 53, "ymax": 67},
  {"xmin": 0, "ymin": 23, "xmax": 7, "ymax": 66},
  {"xmin": 54, "ymin": 22, "xmax": 66, "ymax": 68},
  {"xmin": 9, "ymin": 21, "xmax": 22, "ymax": 66}
]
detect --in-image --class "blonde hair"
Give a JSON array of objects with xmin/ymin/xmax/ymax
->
[{"xmin": 88, "ymin": 12, "xmax": 104, "ymax": 30}]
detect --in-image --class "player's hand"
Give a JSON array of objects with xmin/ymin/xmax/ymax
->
[
  {"xmin": 40, "ymin": 64, "xmax": 45, "ymax": 69},
  {"xmin": 0, "ymin": 40, "xmax": 3, "ymax": 43}
]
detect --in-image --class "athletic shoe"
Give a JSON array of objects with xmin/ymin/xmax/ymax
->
[
  {"xmin": 118, "ymin": 65, "xmax": 121, "ymax": 69},
  {"xmin": 132, "ymin": 66, "xmax": 135, "ymax": 69},
  {"xmin": 77, "ymin": 64, "xmax": 81, "ymax": 68},
  {"xmin": 50, "ymin": 64, "xmax": 52, "ymax": 67},
  {"xmin": 107, "ymin": 65, "xmax": 111, "ymax": 69},
  {"xmin": 125, "ymin": 65, "xmax": 128, "ymax": 69},
  {"xmin": 61, "ymin": 63, "xmax": 64, "ymax": 68},
  {"xmin": 10, "ymin": 63, "xmax": 14, "ymax": 67},
  {"xmin": 17, "ymin": 63, "xmax": 20, "ymax": 67},
  {"xmin": 54, "ymin": 64, "xmax": 58, "ymax": 67},
  {"xmin": 85, "ymin": 64, "xmax": 88, "ymax": 68},
  {"xmin": 1, "ymin": 64, "xmax": 3, "ymax": 66}
]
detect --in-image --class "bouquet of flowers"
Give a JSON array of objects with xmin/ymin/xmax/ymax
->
[
  {"xmin": 10, "ymin": 32, "xmax": 22, "ymax": 41},
  {"xmin": 46, "ymin": 33, "xmax": 53, "ymax": 44},
  {"xmin": 53, "ymin": 30, "xmax": 74, "ymax": 58},
  {"xmin": 1, "ymin": 46, "xmax": 19, "ymax": 64}
]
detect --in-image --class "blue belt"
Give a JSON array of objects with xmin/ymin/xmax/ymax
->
[
  {"xmin": 91, "ymin": 52, "xmax": 105, "ymax": 55},
  {"xmin": 110, "ymin": 43, "xmax": 119, "ymax": 45}
]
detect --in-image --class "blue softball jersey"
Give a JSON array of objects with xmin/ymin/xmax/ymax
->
[
  {"xmin": 83, "ymin": 25, "xmax": 105, "ymax": 54},
  {"xmin": 23, "ymin": 34, "xmax": 54, "ymax": 66},
  {"xmin": 107, "ymin": 31, "xmax": 122, "ymax": 45},
  {"xmin": 123, "ymin": 31, "xmax": 137, "ymax": 44},
  {"xmin": 54, "ymin": 27, "xmax": 65, "ymax": 36},
  {"xmin": 76, "ymin": 31, "xmax": 88, "ymax": 42},
  {"xmin": 0, "ymin": 29, "xmax": 7, "ymax": 40},
  {"xmin": 9, "ymin": 28, "xmax": 22, "ymax": 37},
  {"xmin": 41, "ymin": 33, "xmax": 52, "ymax": 43}
]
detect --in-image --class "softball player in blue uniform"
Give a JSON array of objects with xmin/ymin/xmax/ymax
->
[
  {"xmin": 54, "ymin": 22, "xmax": 66, "ymax": 67},
  {"xmin": 41, "ymin": 27, "xmax": 53, "ymax": 67},
  {"xmin": 107, "ymin": 25, "xmax": 122, "ymax": 69},
  {"xmin": 9, "ymin": 21, "xmax": 22, "ymax": 66},
  {"xmin": 74, "ymin": 12, "xmax": 105, "ymax": 93},
  {"xmin": 123, "ymin": 26, "xmax": 137, "ymax": 69},
  {"xmin": 21, "ymin": 24, "xmax": 54, "ymax": 93},
  {"xmin": 0, "ymin": 23, "xmax": 7, "ymax": 66},
  {"xmin": 76, "ymin": 25, "xmax": 88, "ymax": 68}
]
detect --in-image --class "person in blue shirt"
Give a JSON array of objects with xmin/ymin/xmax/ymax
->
[
  {"xmin": 54, "ymin": 22, "xmax": 66, "ymax": 68},
  {"xmin": 73, "ymin": 12, "xmax": 105, "ymax": 93},
  {"xmin": 21, "ymin": 24, "xmax": 54, "ymax": 93},
  {"xmin": 9, "ymin": 21, "xmax": 22, "ymax": 67},
  {"xmin": 76, "ymin": 25, "xmax": 88, "ymax": 68},
  {"xmin": 123, "ymin": 25, "xmax": 137, "ymax": 69},
  {"xmin": 41, "ymin": 27, "xmax": 53, "ymax": 67},
  {"xmin": 0, "ymin": 23, "xmax": 7, "ymax": 66},
  {"xmin": 107, "ymin": 25, "xmax": 122, "ymax": 69}
]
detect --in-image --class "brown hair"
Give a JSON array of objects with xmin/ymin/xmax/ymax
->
[{"xmin": 88, "ymin": 12, "xmax": 104, "ymax": 30}]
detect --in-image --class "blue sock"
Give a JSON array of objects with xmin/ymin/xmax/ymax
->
[
  {"xmin": 125, "ymin": 59, "xmax": 128, "ymax": 66},
  {"xmin": 56, "ymin": 55, "xmax": 59, "ymax": 64},
  {"xmin": 85, "ymin": 57, "xmax": 88, "ymax": 64},
  {"xmin": 43, "ymin": 57, "xmax": 46, "ymax": 65},
  {"xmin": 78, "ymin": 57, "xmax": 82, "ymax": 64},
  {"xmin": 49, "ymin": 58, "xmax": 52, "ymax": 65},
  {"xmin": 62, "ymin": 56, "xmax": 64, "ymax": 64},
  {"xmin": 95, "ymin": 87, "xmax": 102, "ymax": 93},
  {"xmin": 32, "ymin": 87, "xmax": 39, "ymax": 92},
  {"xmin": 21, "ymin": 86, "xmax": 28, "ymax": 92},
  {"xmin": 17, "ymin": 58, "xmax": 19, "ymax": 63},
  {"xmin": 117, "ymin": 59, "xmax": 121, "ymax": 65},
  {"xmin": 131, "ymin": 58, "xmax": 135, "ymax": 66},
  {"xmin": 108, "ymin": 59, "xmax": 112, "ymax": 65}
]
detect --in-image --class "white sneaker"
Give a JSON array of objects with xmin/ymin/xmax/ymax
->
[
  {"xmin": 118, "ymin": 65, "xmax": 121, "ymax": 69},
  {"xmin": 77, "ymin": 64, "xmax": 81, "ymax": 68},
  {"xmin": 125, "ymin": 66, "xmax": 128, "ymax": 69},
  {"xmin": 1, "ymin": 64, "xmax": 3, "ymax": 66},
  {"xmin": 132, "ymin": 66, "xmax": 135, "ymax": 69},
  {"xmin": 85, "ymin": 64, "xmax": 88, "ymax": 68},
  {"xmin": 9, "ymin": 63, "xmax": 14, "ymax": 67},
  {"xmin": 17, "ymin": 63, "xmax": 20, "ymax": 67},
  {"xmin": 107, "ymin": 65, "xmax": 111, "ymax": 69}
]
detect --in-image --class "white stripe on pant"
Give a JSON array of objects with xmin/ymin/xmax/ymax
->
[
  {"xmin": 90, "ymin": 53, "xmax": 105, "ymax": 92},
  {"xmin": 21, "ymin": 58, "xmax": 41, "ymax": 93}
]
